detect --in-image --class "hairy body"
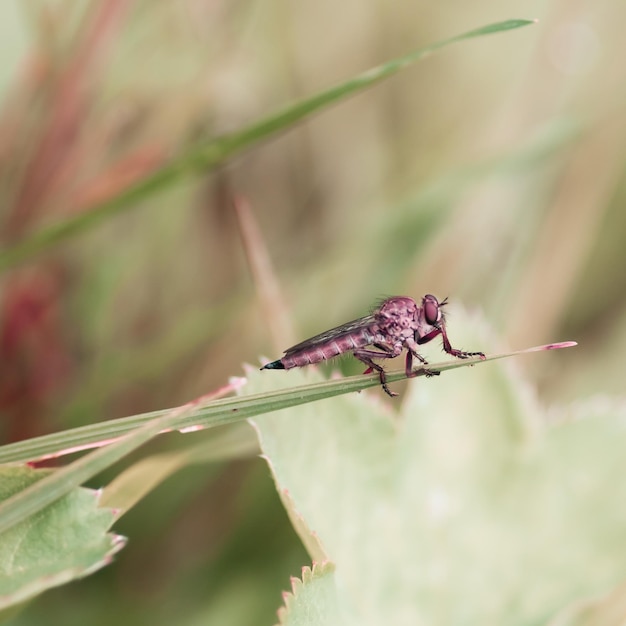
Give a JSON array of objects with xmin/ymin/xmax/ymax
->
[{"xmin": 261, "ymin": 294, "xmax": 484, "ymax": 397}]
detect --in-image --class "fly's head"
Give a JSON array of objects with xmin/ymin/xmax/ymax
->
[{"xmin": 422, "ymin": 294, "xmax": 447, "ymax": 329}]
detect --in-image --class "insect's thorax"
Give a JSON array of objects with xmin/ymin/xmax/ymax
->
[{"xmin": 375, "ymin": 296, "xmax": 430, "ymax": 345}]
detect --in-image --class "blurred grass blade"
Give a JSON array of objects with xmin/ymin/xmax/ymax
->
[
  {"xmin": 100, "ymin": 422, "xmax": 258, "ymax": 516},
  {"xmin": 0, "ymin": 341, "xmax": 575, "ymax": 466},
  {"xmin": 233, "ymin": 194, "xmax": 295, "ymax": 350},
  {"xmin": 0, "ymin": 18, "xmax": 535, "ymax": 271},
  {"xmin": 0, "ymin": 385, "xmax": 242, "ymax": 535}
]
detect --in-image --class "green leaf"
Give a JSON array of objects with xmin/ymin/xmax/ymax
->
[
  {"xmin": 0, "ymin": 18, "xmax": 535, "ymax": 271},
  {"xmin": 249, "ymin": 311, "xmax": 625, "ymax": 625},
  {"xmin": 0, "ymin": 466, "xmax": 123, "ymax": 611},
  {"xmin": 275, "ymin": 563, "xmax": 340, "ymax": 626}
]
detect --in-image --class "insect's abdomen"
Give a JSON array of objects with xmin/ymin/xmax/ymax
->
[{"xmin": 280, "ymin": 327, "xmax": 376, "ymax": 369}]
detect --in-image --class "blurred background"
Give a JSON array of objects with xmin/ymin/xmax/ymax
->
[{"xmin": 1, "ymin": 1, "xmax": 625, "ymax": 624}]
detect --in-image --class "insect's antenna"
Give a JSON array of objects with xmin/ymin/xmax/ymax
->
[{"xmin": 437, "ymin": 296, "xmax": 450, "ymax": 327}]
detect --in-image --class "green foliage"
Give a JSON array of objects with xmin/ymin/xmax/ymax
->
[
  {"xmin": 0, "ymin": 467, "xmax": 121, "ymax": 611},
  {"xmin": 276, "ymin": 563, "xmax": 339, "ymax": 626},
  {"xmin": 1, "ymin": 3, "xmax": 625, "ymax": 625},
  {"xmin": 250, "ymin": 322, "xmax": 626, "ymax": 625},
  {"xmin": 0, "ymin": 315, "xmax": 575, "ymax": 620}
]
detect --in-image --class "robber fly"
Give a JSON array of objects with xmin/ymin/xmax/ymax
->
[{"xmin": 261, "ymin": 294, "xmax": 485, "ymax": 397}]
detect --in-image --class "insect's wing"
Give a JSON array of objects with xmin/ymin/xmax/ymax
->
[{"xmin": 283, "ymin": 314, "xmax": 376, "ymax": 355}]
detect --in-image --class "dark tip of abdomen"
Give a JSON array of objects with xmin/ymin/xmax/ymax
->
[{"xmin": 260, "ymin": 359, "xmax": 285, "ymax": 371}]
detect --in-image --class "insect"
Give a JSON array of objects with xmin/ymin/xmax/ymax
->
[{"xmin": 261, "ymin": 294, "xmax": 485, "ymax": 397}]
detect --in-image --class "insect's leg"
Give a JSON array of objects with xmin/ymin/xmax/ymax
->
[
  {"xmin": 418, "ymin": 325, "xmax": 485, "ymax": 360},
  {"xmin": 416, "ymin": 327, "xmax": 441, "ymax": 346},
  {"xmin": 405, "ymin": 339, "xmax": 439, "ymax": 378},
  {"xmin": 353, "ymin": 348, "xmax": 398, "ymax": 397},
  {"xmin": 374, "ymin": 343, "xmax": 394, "ymax": 352},
  {"xmin": 361, "ymin": 343, "xmax": 394, "ymax": 374}
]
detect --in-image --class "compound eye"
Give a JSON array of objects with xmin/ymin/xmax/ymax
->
[{"xmin": 423, "ymin": 295, "xmax": 440, "ymax": 326}]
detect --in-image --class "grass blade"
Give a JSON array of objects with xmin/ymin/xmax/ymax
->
[
  {"xmin": 0, "ymin": 19, "xmax": 535, "ymax": 271},
  {"xmin": 0, "ymin": 341, "xmax": 574, "ymax": 466}
]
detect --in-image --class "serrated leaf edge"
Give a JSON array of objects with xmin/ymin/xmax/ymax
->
[{"xmin": 274, "ymin": 561, "xmax": 336, "ymax": 626}]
